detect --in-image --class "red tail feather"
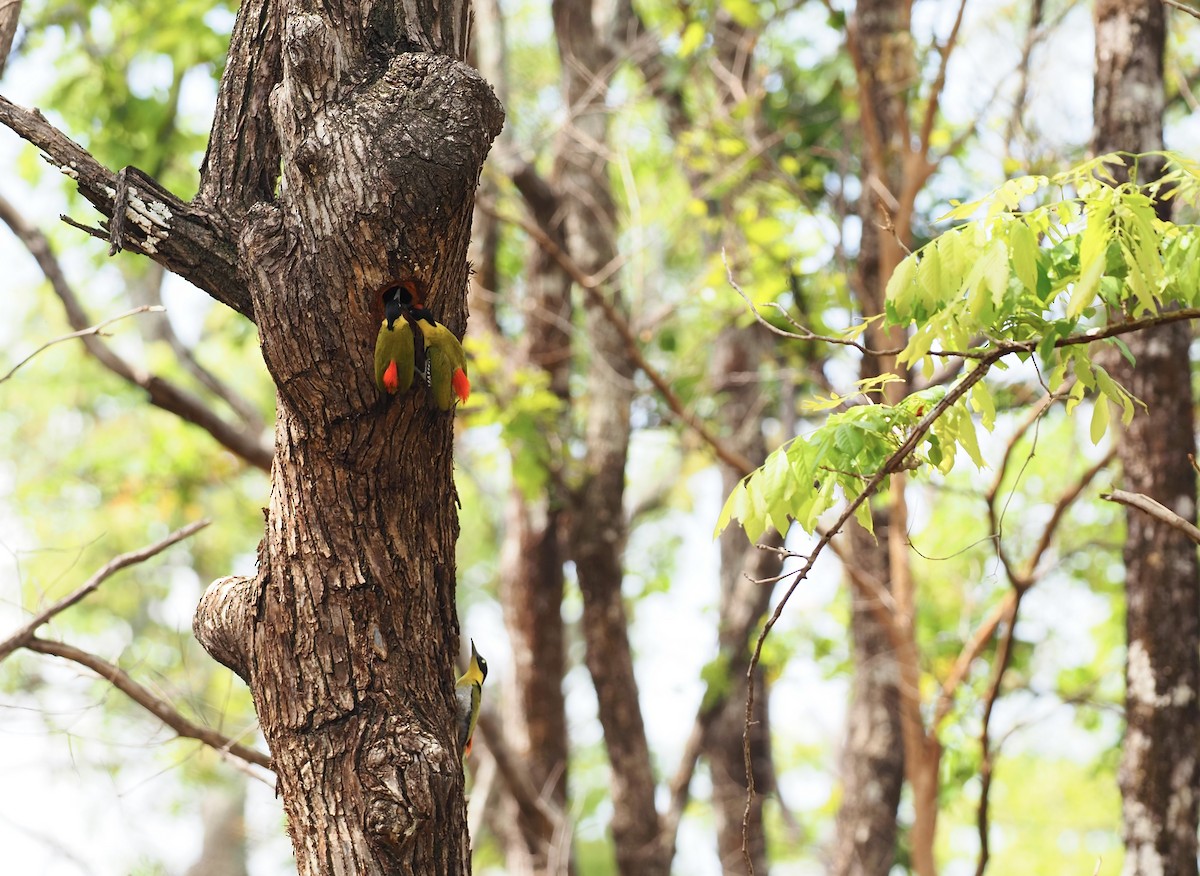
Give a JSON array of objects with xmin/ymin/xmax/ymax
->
[{"xmin": 452, "ymin": 368, "xmax": 470, "ymax": 404}]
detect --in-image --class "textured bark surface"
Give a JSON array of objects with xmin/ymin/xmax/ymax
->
[
  {"xmin": 187, "ymin": 0, "xmax": 505, "ymax": 873},
  {"xmin": 496, "ymin": 183, "xmax": 574, "ymax": 872},
  {"xmin": 830, "ymin": 2, "xmax": 911, "ymax": 872},
  {"xmin": 547, "ymin": 0, "xmax": 665, "ymax": 870},
  {"xmin": 831, "ymin": 522, "xmax": 904, "ymax": 876},
  {"xmin": 1093, "ymin": 4, "xmax": 1200, "ymax": 875},
  {"xmin": 708, "ymin": 326, "xmax": 778, "ymax": 876}
]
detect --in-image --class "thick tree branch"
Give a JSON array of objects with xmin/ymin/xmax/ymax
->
[
  {"xmin": 0, "ymin": 94, "xmax": 250, "ymax": 317},
  {"xmin": 193, "ymin": 575, "xmax": 257, "ymax": 683},
  {"xmin": 196, "ymin": 0, "xmax": 281, "ymax": 220},
  {"xmin": 0, "ymin": 520, "xmax": 210, "ymax": 662},
  {"xmin": 24, "ymin": 636, "xmax": 272, "ymax": 770},
  {"xmin": 0, "ymin": 193, "xmax": 273, "ymax": 470}
]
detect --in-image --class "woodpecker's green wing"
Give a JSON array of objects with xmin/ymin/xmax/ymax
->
[
  {"xmin": 374, "ymin": 319, "xmax": 415, "ymax": 394},
  {"xmin": 417, "ymin": 320, "xmax": 470, "ymax": 411}
]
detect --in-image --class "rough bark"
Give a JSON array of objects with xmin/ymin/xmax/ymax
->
[
  {"xmin": 1092, "ymin": 4, "xmax": 1200, "ymax": 875},
  {"xmin": 707, "ymin": 326, "xmax": 778, "ymax": 876},
  {"xmin": 830, "ymin": 3, "xmax": 912, "ymax": 873},
  {"xmin": 548, "ymin": 0, "xmax": 665, "ymax": 872},
  {"xmin": 196, "ymin": 0, "xmax": 281, "ymax": 223},
  {"xmin": 830, "ymin": 522, "xmax": 904, "ymax": 876},
  {"xmin": 183, "ymin": 0, "xmax": 505, "ymax": 874}
]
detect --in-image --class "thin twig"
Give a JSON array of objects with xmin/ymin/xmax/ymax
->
[
  {"xmin": 24, "ymin": 636, "xmax": 271, "ymax": 770},
  {"xmin": 974, "ymin": 591, "xmax": 1021, "ymax": 876},
  {"xmin": 934, "ymin": 448, "xmax": 1113, "ymax": 729},
  {"xmin": 915, "ymin": 0, "xmax": 970, "ymax": 165},
  {"xmin": 1102, "ymin": 489, "xmax": 1200, "ymax": 544},
  {"xmin": 1163, "ymin": 0, "xmax": 1200, "ymax": 22},
  {"xmin": 0, "ymin": 520, "xmax": 210, "ymax": 662},
  {"xmin": 0, "ymin": 193, "xmax": 272, "ymax": 470},
  {"xmin": 739, "ymin": 348, "xmax": 1002, "ymax": 866},
  {"xmin": 479, "ymin": 198, "xmax": 756, "ymax": 474},
  {"xmin": 0, "ymin": 305, "xmax": 163, "ymax": 384}
]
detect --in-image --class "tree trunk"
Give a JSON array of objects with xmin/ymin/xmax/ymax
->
[
  {"xmin": 831, "ymin": 2, "xmax": 913, "ymax": 872},
  {"xmin": 496, "ymin": 195, "xmax": 573, "ymax": 868},
  {"xmin": 185, "ymin": 781, "xmax": 250, "ymax": 876},
  {"xmin": 191, "ymin": 2, "xmax": 505, "ymax": 874},
  {"xmin": 547, "ymin": 0, "xmax": 668, "ymax": 873},
  {"xmin": 1092, "ymin": 4, "xmax": 1200, "ymax": 875},
  {"xmin": 708, "ymin": 325, "xmax": 779, "ymax": 876}
]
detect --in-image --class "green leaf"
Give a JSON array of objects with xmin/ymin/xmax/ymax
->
[
  {"xmin": 1090, "ymin": 397, "xmax": 1110, "ymax": 445},
  {"xmin": 1009, "ymin": 220, "xmax": 1038, "ymax": 292},
  {"xmin": 1067, "ymin": 253, "xmax": 1106, "ymax": 319},
  {"xmin": 970, "ymin": 381, "xmax": 996, "ymax": 431},
  {"xmin": 885, "ymin": 254, "xmax": 919, "ymax": 321},
  {"xmin": 678, "ymin": 21, "xmax": 706, "ymax": 57}
]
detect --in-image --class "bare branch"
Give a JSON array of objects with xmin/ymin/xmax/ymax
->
[
  {"xmin": 0, "ymin": 305, "xmax": 162, "ymax": 384},
  {"xmin": 915, "ymin": 0, "xmax": 969, "ymax": 163},
  {"xmin": 480, "ymin": 198, "xmax": 757, "ymax": 475},
  {"xmin": 1162, "ymin": 0, "xmax": 1200, "ymax": 22},
  {"xmin": 0, "ymin": 193, "xmax": 273, "ymax": 470},
  {"xmin": 24, "ymin": 636, "xmax": 271, "ymax": 771},
  {"xmin": 740, "ymin": 349, "xmax": 1001, "ymax": 861},
  {"xmin": 0, "ymin": 520, "xmax": 210, "ymax": 662},
  {"xmin": 1020, "ymin": 450, "xmax": 1114, "ymax": 579},
  {"xmin": 0, "ymin": 93, "xmax": 249, "ymax": 316},
  {"xmin": 1102, "ymin": 488, "xmax": 1200, "ymax": 544},
  {"xmin": 974, "ymin": 591, "xmax": 1021, "ymax": 876}
]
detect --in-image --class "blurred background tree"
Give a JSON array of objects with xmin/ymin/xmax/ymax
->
[{"xmin": 2, "ymin": 0, "xmax": 1199, "ymax": 874}]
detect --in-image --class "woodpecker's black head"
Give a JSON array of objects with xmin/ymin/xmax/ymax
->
[
  {"xmin": 382, "ymin": 287, "xmax": 403, "ymax": 329},
  {"xmin": 408, "ymin": 305, "xmax": 438, "ymax": 326}
]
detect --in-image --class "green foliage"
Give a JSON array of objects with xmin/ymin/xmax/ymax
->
[
  {"xmin": 464, "ymin": 338, "xmax": 566, "ymax": 499},
  {"xmin": 890, "ymin": 153, "xmax": 1200, "ymax": 376},
  {"xmin": 716, "ymin": 382, "xmax": 950, "ymax": 541},
  {"xmin": 19, "ymin": 0, "xmax": 234, "ymax": 195},
  {"xmin": 719, "ymin": 153, "xmax": 1200, "ymax": 543}
]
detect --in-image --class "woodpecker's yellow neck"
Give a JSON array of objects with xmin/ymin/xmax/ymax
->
[{"xmin": 457, "ymin": 642, "xmax": 487, "ymax": 688}]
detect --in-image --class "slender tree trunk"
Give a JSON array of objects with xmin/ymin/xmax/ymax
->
[
  {"xmin": 708, "ymin": 325, "xmax": 779, "ymax": 876},
  {"xmin": 191, "ymin": 1, "xmax": 505, "ymax": 873},
  {"xmin": 546, "ymin": 0, "xmax": 668, "ymax": 873},
  {"xmin": 471, "ymin": 2, "xmax": 574, "ymax": 868},
  {"xmin": 185, "ymin": 781, "xmax": 250, "ymax": 876},
  {"xmin": 496, "ymin": 201, "xmax": 573, "ymax": 868},
  {"xmin": 1092, "ymin": 4, "xmax": 1200, "ymax": 875},
  {"xmin": 831, "ymin": 3, "xmax": 913, "ymax": 872},
  {"xmin": 831, "ymin": 521, "xmax": 904, "ymax": 876}
]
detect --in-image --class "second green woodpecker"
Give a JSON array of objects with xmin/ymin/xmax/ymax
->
[{"xmin": 455, "ymin": 640, "xmax": 487, "ymax": 760}]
